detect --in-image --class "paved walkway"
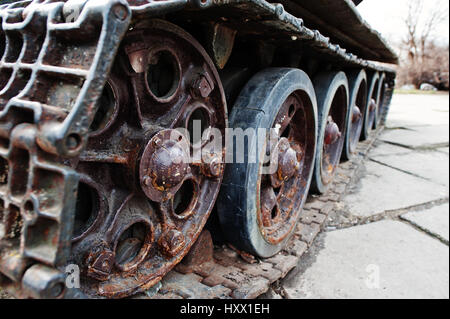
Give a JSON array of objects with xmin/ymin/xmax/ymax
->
[{"xmin": 275, "ymin": 93, "xmax": 449, "ymax": 299}]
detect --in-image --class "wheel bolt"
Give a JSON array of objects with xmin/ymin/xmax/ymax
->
[
  {"xmin": 113, "ymin": 4, "xmax": 128, "ymax": 21},
  {"xmin": 192, "ymin": 75, "xmax": 213, "ymax": 98},
  {"xmin": 153, "ymin": 137, "xmax": 162, "ymax": 148},
  {"xmin": 278, "ymin": 147, "xmax": 299, "ymax": 180},
  {"xmin": 143, "ymin": 175, "xmax": 152, "ymax": 187},
  {"xmin": 87, "ymin": 250, "xmax": 114, "ymax": 282},
  {"xmin": 158, "ymin": 228, "xmax": 185, "ymax": 258},
  {"xmin": 352, "ymin": 105, "xmax": 362, "ymax": 123},
  {"xmin": 369, "ymin": 99, "xmax": 377, "ymax": 112},
  {"xmin": 324, "ymin": 117, "xmax": 341, "ymax": 145},
  {"xmin": 202, "ymin": 155, "xmax": 222, "ymax": 178}
]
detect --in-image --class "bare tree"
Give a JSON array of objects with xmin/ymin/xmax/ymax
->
[{"xmin": 400, "ymin": 0, "xmax": 449, "ymax": 89}]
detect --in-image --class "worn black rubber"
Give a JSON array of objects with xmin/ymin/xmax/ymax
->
[
  {"xmin": 342, "ymin": 69, "xmax": 367, "ymax": 161},
  {"xmin": 362, "ymin": 71, "xmax": 380, "ymax": 140},
  {"xmin": 217, "ymin": 68, "xmax": 318, "ymax": 258},
  {"xmin": 310, "ymin": 71, "xmax": 349, "ymax": 194},
  {"xmin": 379, "ymin": 84, "xmax": 394, "ymax": 126}
]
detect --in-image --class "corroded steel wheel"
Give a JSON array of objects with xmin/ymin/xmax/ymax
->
[
  {"xmin": 361, "ymin": 71, "xmax": 379, "ymax": 140},
  {"xmin": 311, "ymin": 71, "xmax": 349, "ymax": 194},
  {"xmin": 342, "ymin": 69, "xmax": 367, "ymax": 161},
  {"xmin": 217, "ymin": 68, "xmax": 317, "ymax": 258},
  {"xmin": 69, "ymin": 20, "xmax": 227, "ymax": 298}
]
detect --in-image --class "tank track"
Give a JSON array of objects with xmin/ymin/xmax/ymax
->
[
  {"xmin": 0, "ymin": 0, "xmax": 395, "ymax": 299},
  {"xmin": 136, "ymin": 126, "xmax": 383, "ymax": 299}
]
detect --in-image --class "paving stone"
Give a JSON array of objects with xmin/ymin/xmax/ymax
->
[
  {"xmin": 343, "ymin": 161, "xmax": 448, "ymax": 217},
  {"xmin": 401, "ymin": 203, "xmax": 449, "ymax": 242},
  {"xmin": 231, "ymin": 277, "xmax": 270, "ymax": 299},
  {"xmin": 296, "ymin": 223, "xmax": 321, "ymax": 245},
  {"xmin": 386, "ymin": 93, "xmax": 449, "ymax": 128},
  {"xmin": 369, "ymin": 141, "xmax": 411, "ymax": 157},
  {"xmin": 371, "ymin": 150, "xmax": 449, "ymax": 187},
  {"xmin": 381, "ymin": 125, "xmax": 449, "ymax": 149},
  {"xmin": 284, "ymin": 220, "xmax": 449, "ymax": 298}
]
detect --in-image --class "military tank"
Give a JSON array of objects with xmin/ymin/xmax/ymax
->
[{"xmin": 0, "ymin": 0, "xmax": 396, "ymax": 299}]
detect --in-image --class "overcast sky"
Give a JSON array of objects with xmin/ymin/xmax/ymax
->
[{"xmin": 357, "ymin": 0, "xmax": 449, "ymax": 46}]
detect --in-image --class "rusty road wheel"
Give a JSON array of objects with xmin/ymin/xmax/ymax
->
[
  {"xmin": 68, "ymin": 20, "xmax": 227, "ymax": 298},
  {"xmin": 361, "ymin": 72, "xmax": 379, "ymax": 140},
  {"xmin": 311, "ymin": 71, "xmax": 349, "ymax": 194},
  {"xmin": 342, "ymin": 70, "xmax": 367, "ymax": 161},
  {"xmin": 217, "ymin": 68, "xmax": 317, "ymax": 258}
]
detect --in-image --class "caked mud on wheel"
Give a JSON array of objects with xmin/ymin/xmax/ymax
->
[
  {"xmin": 217, "ymin": 68, "xmax": 317, "ymax": 258},
  {"xmin": 69, "ymin": 20, "xmax": 227, "ymax": 298},
  {"xmin": 311, "ymin": 72, "xmax": 349, "ymax": 194}
]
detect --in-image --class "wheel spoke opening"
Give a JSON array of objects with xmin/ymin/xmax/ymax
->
[
  {"xmin": 73, "ymin": 181, "xmax": 99, "ymax": 240},
  {"xmin": 173, "ymin": 179, "xmax": 197, "ymax": 218},
  {"xmin": 90, "ymin": 81, "xmax": 117, "ymax": 133},
  {"xmin": 115, "ymin": 221, "xmax": 150, "ymax": 268},
  {"xmin": 146, "ymin": 50, "xmax": 180, "ymax": 100},
  {"xmin": 187, "ymin": 107, "xmax": 210, "ymax": 146}
]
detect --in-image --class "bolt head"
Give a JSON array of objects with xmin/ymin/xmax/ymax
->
[
  {"xmin": 324, "ymin": 121, "xmax": 340, "ymax": 145},
  {"xmin": 192, "ymin": 75, "xmax": 213, "ymax": 98},
  {"xmin": 113, "ymin": 4, "xmax": 128, "ymax": 21},
  {"xmin": 158, "ymin": 229, "xmax": 185, "ymax": 258},
  {"xmin": 352, "ymin": 105, "xmax": 362, "ymax": 123}
]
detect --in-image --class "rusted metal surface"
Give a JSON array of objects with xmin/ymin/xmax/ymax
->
[
  {"xmin": 0, "ymin": 1, "xmax": 228, "ymax": 299},
  {"xmin": 69, "ymin": 19, "xmax": 227, "ymax": 298},
  {"xmin": 320, "ymin": 86, "xmax": 347, "ymax": 189},
  {"xmin": 175, "ymin": 229, "xmax": 213, "ymax": 274},
  {"xmin": 0, "ymin": 0, "xmax": 132, "ymax": 299},
  {"xmin": 137, "ymin": 126, "xmax": 383, "ymax": 299},
  {"xmin": 0, "ymin": 0, "xmax": 396, "ymax": 299},
  {"xmin": 205, "ymin": 22, "xmax": 237, "ymax": 70},
  {"xmin": 258, "ymin": 93, "xmax": 313, "ymax": 245}
]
